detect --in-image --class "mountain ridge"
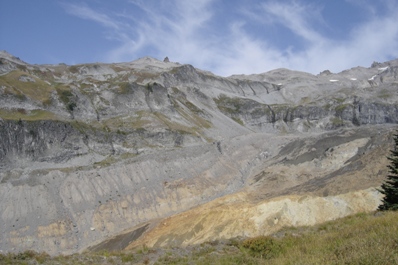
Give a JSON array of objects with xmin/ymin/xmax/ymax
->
[{"xmin": 0, "ymin": 52, "xmax": 397, "ymax": 255}]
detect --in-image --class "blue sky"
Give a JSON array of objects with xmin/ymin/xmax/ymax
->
[{"xmin": 1, "ymin": 0, "xmax": 398, "ymax": 76}]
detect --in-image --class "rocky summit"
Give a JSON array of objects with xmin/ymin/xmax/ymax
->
[{"xmin": 0, "ymin": 50, "xmax": 398, "ymax": 255}]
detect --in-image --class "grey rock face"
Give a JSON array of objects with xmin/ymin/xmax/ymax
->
[
  {"xmin": 0, "ymin": 51, "xmax": 28, "ymax": 74},
  {"xmin": 0, "ymin": 120, "xmax": 89, "ymax": 166},
  {"xmin": 1, "ymin": 52, "xmax": 398, "ymax": 254}
]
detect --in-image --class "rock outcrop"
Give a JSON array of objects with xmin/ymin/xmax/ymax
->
[{"xmin": 0, "ymin": 51, "xmax": 398, "ymax": 254}]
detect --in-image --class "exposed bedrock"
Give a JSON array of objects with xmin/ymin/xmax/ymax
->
[
  {"xmin": 0, "ymin": 130, "xmax": 276, "ymax": 254},
  {"xmin": 215, "ymin": 96, "xmax": 398, "ymax": 132},
  {"xmin": 1, "ymin": 51, "xmax": 398, "ymax": 254},
  {"xmin": 0, "ymin": 125, "xmax": 394, "ymax": 254}
]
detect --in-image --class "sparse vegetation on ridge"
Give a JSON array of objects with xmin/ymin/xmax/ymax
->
[
  {"xmin": 0, "ymin": 108, "xmax": 58, "ymax": 121},
  {"xmin": 214, "ymin": 94, "xmax": 247, "ymax": 115},
  {"xmin": 0, "ymin": 70, "xmax": 54, "ymax": 103},
  {"xmin": 330, "ymin": 117, "xmax": 345, "ymax": 127}
]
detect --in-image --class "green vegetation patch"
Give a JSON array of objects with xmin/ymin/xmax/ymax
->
[
  {"xmin": 0, "ymin": 108, "xmax": 58, "ymax": 121},
  {"xmin": 154, "ymin": 111, "xmax": 203, "ymax": 135},
  {"xmin": 170, "ymin": 87, "xmax": 206, "ymax": 115},
  {"xmin": 134, "ymin": 71, "xmax": 159, "ymax": 83},
  {"xmin": 214, "ymin": 94, "xmax": 302, "ymax": 125},
  {"xmin": 68, "ymin": 65, "xmax": 79, "ymax": 73},
  {"xmin": 0, "ymin": 70, "xmax": 55, "ymax": 103},
  {"xmin": 270, "ymin": 104, "xmax": 294, "ymax": 113},
  {"xmin": 101, "ymin": 112, "xmax": 153, "ymax": 133},
  {"xmin": 299, "ymin": 97, "xmax": 312, "ymax": 105},
  {"xmin": 116, "ymin": 82, "xmax": 131, "ymax": 94},
  {"xmin": 378, "ymin": 89, "xmax": 392, "ymax": 99},
  {"xmin": 56, "ymin": 88, "xmax": 76, "ymax": 111},
  {"xmin": 170, "ymin": 99, "xmax": 211, "ymax": 130},
  {"xmin": 335, "ymin": 104, "xmax": 350, "ymax": 113},
  {"xmin": 323, "ymin": 103, "xmax": 332, "ymax": 111},
  {"xmin": 98, "ymin": 109, "xmax": 208, "ymax": 138},
  {"xmin": 214, "ymin": 94, "xmax": 246, "ymax": 115},
  {"xmin": 232, "ymin": 117, "xmax": 244, "ymax": 125},
  {"xmin": 242, "ymin": 236, "xmax": 284, "ymax": 259},
  {"xmin": 330, "ymin": 117, "xmax": 345, "ymax": 126},
  {"xmin": 30, "ymin": 67, "xmax": 55, "ymax": 80},
  {"xmin": 69, "ymin": 120, "xmax": 110, "ymax": 136},
  {"xmin": 334, "ymin": 103, "xmax": 352, "ymax": 118},
  {"xmin": 333, "ymin": 97, "xmax": 346, "ymax": 104}
]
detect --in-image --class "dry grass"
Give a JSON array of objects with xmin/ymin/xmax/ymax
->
[
  {"xmin": 153, "ymin": 111, "xmax": 207, "ymax": 137},
  {"xmin": 0, "ymin": 70, "xmax": 54, "ymax": 103},
  {"xmin": 100, "ymin": 111, "xmax": 154, "ymax": 132},
  {"xmin": 3, "ymin": 211, "xmax": 398, "ymax": 264},
  {"xmin": 257, "ymin": 211, "xmax": 398, "ymax": 265},
  {"xmin": 0, "ymin": 108, "xmax": 58, "ymax": 121},
  {"xmin": 155, "ymin": 211, "xmax": 398, "ymax": 265}
]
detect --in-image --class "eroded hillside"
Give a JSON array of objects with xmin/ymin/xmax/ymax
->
[{"xmin": 0, "ymin": 50, "xmax": 397, "ymax": 254}]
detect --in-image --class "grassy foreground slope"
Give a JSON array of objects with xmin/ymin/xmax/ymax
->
[{"xmin": 1, "ymin": 210, "xmax": 398, "ymax": 264}]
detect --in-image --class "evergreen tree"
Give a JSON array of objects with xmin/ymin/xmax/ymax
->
[{"xmin": 378, "ymin": 132, "xmax": 398, "ymax": 211}]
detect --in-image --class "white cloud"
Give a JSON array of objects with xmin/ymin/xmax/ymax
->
[
  {"xmin": 91, "ymin": 0, "xmax": 216, "ymax": 66},
  {"xmin": 206, "ymin": 22, "xmax": 288, "ymax": 76},
  {"xmin": 63, "ymin": 3, "xmax": 120, "ymax": 30},
  {"xmin": 62, "ymin": 0, "xmax": 398, "ymax": 76},
  {"xmin": 234, "ymin": 0, "xmax": 398, "ymax": 74},
  {"xmin": 260, "ymin": 1, "xmax": 325, "ymax": 44}
]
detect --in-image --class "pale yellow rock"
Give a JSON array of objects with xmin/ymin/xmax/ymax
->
[
  {"xmin": 126, "ymin": 188, "xmax": 382, "ymax": 249},
  {"xmin": 37, "ymin": 221, "xmax": 70, "ymax": 238}
]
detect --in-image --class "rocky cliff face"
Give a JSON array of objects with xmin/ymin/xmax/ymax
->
[{"xmin": 0, "ymin": 50, "xmax": 398, "ymax": 254}]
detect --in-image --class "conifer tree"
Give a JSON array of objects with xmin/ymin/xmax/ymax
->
[{"xmin": 378, "ymin": 132, "xmax": 398, "ymax": 211}]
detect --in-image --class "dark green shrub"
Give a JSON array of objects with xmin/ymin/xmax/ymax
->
[
  {"xmin": 67, "ymin": 102, "xmax": 77, "ymax": 111},
  {"xmin": 57, "ymin": 89, "xmax": 77, "ymax": 112},
  {"xmin": 379, "ymin": 131, "xmax": 398, "ymax": 211}
]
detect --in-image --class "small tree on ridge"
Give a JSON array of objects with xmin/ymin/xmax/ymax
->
[{"xmin": 378, "ymin": 132, "xmax": 398, "ymax": 211}]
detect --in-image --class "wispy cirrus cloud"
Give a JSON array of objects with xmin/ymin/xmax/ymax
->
[
  {"xmin": 63, "ymin": 3, "xmax": 120, "ymax": 30},
  {"xmin": 62, "ymin": 0, "xmax": 398, "ymax": 76},
  {"xmin": 240, "ymin": 0, "xmax": 398, "ymax": 74},
  {"xmin": 108, "ymin": 0, "xmax": 221, "ymax": 70},
  {"xmin": 260, "ymin": 1, "xmax": 325, "ymax": 44}
]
